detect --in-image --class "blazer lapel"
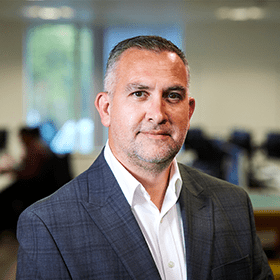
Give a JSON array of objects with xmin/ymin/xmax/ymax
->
[
  {"xmin": 81, "ymin": 152, "xmax": 161, "ymax": 280},
  {"xmin": 179, "ymin": 165, "xmax": 214, "ymax": 280}
]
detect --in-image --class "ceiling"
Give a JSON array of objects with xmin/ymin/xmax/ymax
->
[{"xmin": 0, "ymin": 0, "xmax": 279, "ymax": 26}]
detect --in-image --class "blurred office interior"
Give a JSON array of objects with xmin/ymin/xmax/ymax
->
[{"xmin": 0, "ymin": 0, "xmax": 280, "ymax": 278}]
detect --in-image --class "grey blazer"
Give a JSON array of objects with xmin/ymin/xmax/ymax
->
[{"xmin": 16, "ymin": 150, "xmax": 273, "ymax": 279}]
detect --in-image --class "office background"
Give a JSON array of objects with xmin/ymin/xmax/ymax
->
[
  {"xmin": 0, "ymin": 1, "xmax": 279, "ymax": 178},
  {"xmin": 0, "ymin": 1, "xmax": 280, "ymax": 279}
]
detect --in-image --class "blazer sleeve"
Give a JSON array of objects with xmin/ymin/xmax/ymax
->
[
  {"xmin": 16, "ymin": 209, "xmax": 71, "ymax": 280},
  {"xmin": 247, "ymin": 195, "xmax": 274, "ymax": 280},
  {"xmin": 211, "ymin": 192, "xmax": 274, "ymax": 280}
]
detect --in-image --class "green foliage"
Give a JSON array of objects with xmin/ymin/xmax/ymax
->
[
  {"xmin": 26, "ymin": 24, "xmax": 93, "ymax": 129},
  {"xmin": 27, "ymin": 24, "xmax": 77, "ymax": 125},
  {"xmin": 29, "ymin": 24, "xmax": 75, "ymax": 82}
]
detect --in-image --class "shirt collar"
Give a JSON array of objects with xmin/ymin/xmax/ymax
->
[{"xmin": 104, "ymin": 141, "xmax": 182, "ymax": 207}]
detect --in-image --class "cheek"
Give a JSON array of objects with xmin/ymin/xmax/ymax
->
[
  {"xmin": 119, "ymin": 102, "xmax": 142, "ymax": 125},
  {"xmin": 173, "ymin": 111, "xmax": 191, "ymax": 135},
  {"xmin": 110, "ymin": 105, "xmax": 138, "ymax": 132}
]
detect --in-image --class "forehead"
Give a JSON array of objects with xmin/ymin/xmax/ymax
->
[
  {"xmin": 118, "ymin": 48, "xmax": 185, "ymax": 67},
  {"xmin": 116, "ymin": 48, "xmax": 188, "ymax": 85}
]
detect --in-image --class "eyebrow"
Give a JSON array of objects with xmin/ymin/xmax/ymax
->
[
  {"xmin": 125, "ymin": 83, "xmax": 186, "ymax": 95},
  {"xmin": 166, "ymin": 85, "xmax": 186, "ymax": 92},
  {"xmin": 125, "ymin": 83, "xmax": 151, "ymax": 92}
]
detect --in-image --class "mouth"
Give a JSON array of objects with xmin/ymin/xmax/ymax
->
[{"xmin": 138, "ymin": 130, "xmax": 171, "ymax": 140}]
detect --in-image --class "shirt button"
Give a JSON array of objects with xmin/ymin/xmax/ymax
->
[{"xmin": 168, "ymin": 261, "xmax": 175, "ymax": 268}]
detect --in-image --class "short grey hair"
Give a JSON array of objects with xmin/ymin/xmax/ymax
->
[{"xmin": 104, "ymin": 35, "xmax": 190, "ymax": 94}]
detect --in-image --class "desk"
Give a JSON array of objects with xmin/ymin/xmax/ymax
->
[
  {"xmin": 269, "ymin": 260, "xmax": 280, "ymax": 279},
  {"xmin": 250, "ymin": 192, "xmax": 280, "ymax": 256},
  {"xmin": 250, "ymin": 193, "xmax": 280, "ymax": 210},
  {"xmin": 253, "ymin": 210, "xmax": 280, "ymax": 256},
  {"xmin": 249, "ymin": 192, "xmax": 280, "ymax": 278}
]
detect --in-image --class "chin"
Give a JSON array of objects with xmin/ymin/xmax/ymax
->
[{"xmin": 136, "ymin": 148, "xmax": 179, "ymax": 165}]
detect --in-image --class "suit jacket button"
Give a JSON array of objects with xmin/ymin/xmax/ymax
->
[{"xmin": 168, "ymin": 261, "xmax": 175, "ymax": 268}]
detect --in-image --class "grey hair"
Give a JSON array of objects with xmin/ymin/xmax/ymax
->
[{"xmin": 104, "ymin": 35, "xmax": 190, "ymax": 94}]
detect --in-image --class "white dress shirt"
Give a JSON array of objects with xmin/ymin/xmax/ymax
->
[{"xmin": 104, "ymin": 142, "xmax": 187, "ymax": 280}]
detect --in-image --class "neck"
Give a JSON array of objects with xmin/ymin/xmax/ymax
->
[
  {"xmin": 126, "ymin": 161, "xmax": 172, "ymax": 211},
  {"xmin": 107, "ymin": 142, "xmax": 175, "ymax": 211}
]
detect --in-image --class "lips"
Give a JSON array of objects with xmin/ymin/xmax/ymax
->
[
  {"xmin": 138, "ymin": 130, "xmax": 171, "ymax": 139},
  {"xmin": 142, "ymin": 131, "xmax": 169, "ymax": 135}
]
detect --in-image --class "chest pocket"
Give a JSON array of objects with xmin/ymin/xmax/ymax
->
[{"xmin": 211, "ymin": 255, "xmax": 251, "ymax": 280}]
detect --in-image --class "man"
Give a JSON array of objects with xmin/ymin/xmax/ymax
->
[
  {"xmin": 0, "ymin": 127, "xmax": 57, "ymax": 233},
  {"xmin": 16, "ymin": 36, "xmax": 273, "ymax": 279}
]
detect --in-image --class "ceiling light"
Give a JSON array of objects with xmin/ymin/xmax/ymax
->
[
  {"xmin": 38, "ymin": 7, "xmax": 61, "ymax": 20},
  {"xmin": 22, "ymin": 6, "xmax": 75, "ymax": 20},
  {"xmin": 231, "ymin": 8, "xmax": 248, "ymax": 21},
  {"xmin": 216, "ymin": 6, "xmax": 265, "ymax": 21}
]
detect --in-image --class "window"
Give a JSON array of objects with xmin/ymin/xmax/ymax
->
[{"xmin": 24, "ymin": 23, "xmax": 94, "ymax": 154}]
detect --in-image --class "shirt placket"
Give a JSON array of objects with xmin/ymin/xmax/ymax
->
[{"xmin": 157, "ymin": 210, "xmax": 183, "ymax": 280}]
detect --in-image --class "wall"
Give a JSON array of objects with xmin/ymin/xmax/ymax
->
[
  {"xmin": 185, "ymin": 21, "xmax": 280, "ymax": 145},
  {"xmin": 0, "ymin": 20, "xmax": 25, "ymax": 160},
  {"xmin": 0, "ymin": 20, "xmax": 24, "ymax": 127}
]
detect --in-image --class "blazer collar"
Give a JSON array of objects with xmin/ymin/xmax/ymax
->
[
  {"xmin": 179, "ymin": 164, "xmax": 214, "ymax": 280},
  {"xmin": 81, "ymin": 150, "xmax": 161, "ymax": 280}
]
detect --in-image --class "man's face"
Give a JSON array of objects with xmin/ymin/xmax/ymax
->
[{"xmin": 96, "ymin": 48, "xmax": 195, "ymax": 171}]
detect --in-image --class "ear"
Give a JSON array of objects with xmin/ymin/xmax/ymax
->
[
  {"xmin": 188, "ymin": 96, "xmax": 195, "ymax": 120},
  {"xmin": 95, "ymin": 92, "xmax": 111, "ymax": 127},
  {"xmin": 187, "ymin": 96, "xmax": 195, "ymax": 130}
]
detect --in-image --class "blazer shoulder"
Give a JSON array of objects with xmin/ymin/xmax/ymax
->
[
  {"xmin": 20, "ymin": 149, "xmax": 119, "ymax": 220},
  {"xmin": 178, "ymin": 163, "xmax": 249, "ymax": 203}
]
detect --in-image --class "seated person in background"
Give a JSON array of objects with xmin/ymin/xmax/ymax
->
[
  {"xmin": 16, "ymin": 36, "xmax": 273, "ymax": 279},
  {"xmin": 10, "ymin": 127, "xmax": 53, "ymax": 180},
  {"xmin": 0, "ymin": 127, "xmax": 71, "ymax": 233}
]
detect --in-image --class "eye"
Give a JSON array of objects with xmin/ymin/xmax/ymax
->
[
  {"xmin": 167, "ymin": 92, "xmax": 182, "ymax": 102},
  {"xmin": 132, "ymin": 91, "xmax": 147, "ymax": 98}
]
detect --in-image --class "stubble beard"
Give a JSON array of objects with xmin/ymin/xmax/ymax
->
[{"xmin": 127, "ymin": 139, "xmax": 183, "ymax": 174}]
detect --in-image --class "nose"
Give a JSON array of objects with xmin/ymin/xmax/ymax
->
[{"xmin": 146, "ymin": 95, "xmax": 167, "ymax": 125}]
